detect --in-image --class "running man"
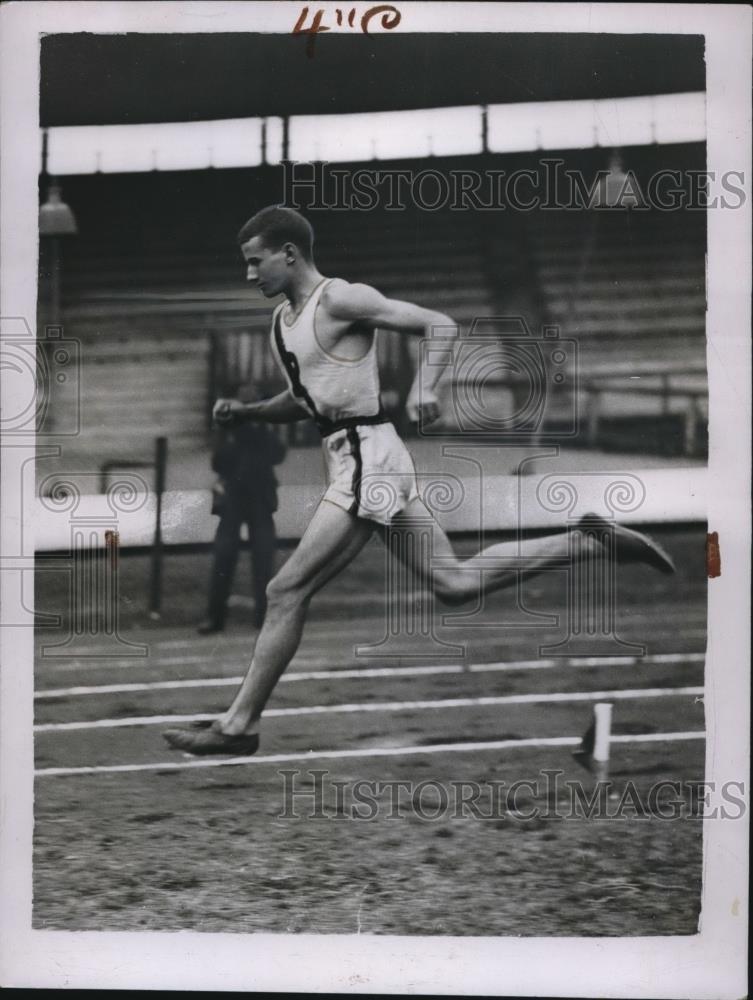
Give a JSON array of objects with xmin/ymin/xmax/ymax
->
[{"xmin": 164, "ymin": 206, "xmax": 675, "ymax": 755}]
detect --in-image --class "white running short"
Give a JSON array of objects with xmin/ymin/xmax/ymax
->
[{"xmin": 321, "ymin": 421, "xmax": 420, "ymax": 525}]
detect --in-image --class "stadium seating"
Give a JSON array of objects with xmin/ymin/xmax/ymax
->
[
  {"xmin": 524, "ymin": 205, "xmax": 707, "ymax": 453},
  {"xmin": 43, "ymin": 151, "xmax": 708, "ymax": 476}
]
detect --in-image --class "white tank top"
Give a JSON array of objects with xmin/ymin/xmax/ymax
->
[{"xmin": 270, "ymin": 278, "xmax": 384, "ymax": 433}]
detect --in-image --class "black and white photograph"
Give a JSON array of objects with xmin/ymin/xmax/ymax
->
[{"xmin": 0, "ymin": 2, "xmax": 749, "ymax": 994}]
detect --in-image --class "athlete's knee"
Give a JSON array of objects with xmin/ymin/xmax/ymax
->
[
  {"xmin": 432, "ymin": 571, "xmax": 467, "ymax": 606},
  {"xmin": 265, "ymin": 571, "xmax": 308, "ymax": 613}
]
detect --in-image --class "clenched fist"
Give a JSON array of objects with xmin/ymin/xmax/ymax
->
[
  {"xmin": 212, "ymin": 398, "xmax": 246, "ymax": 426},
  {"xmin": 406, "ymin": 385, "xmax": 441, "ymax": 426}
]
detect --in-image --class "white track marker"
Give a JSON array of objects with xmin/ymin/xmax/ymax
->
[
  {"xmin": 35, "ymin": 652, "xmax": 706, "ymax": 701},
  {"xmin": 572, "ymin": 702, "xmax": 614, "ymax": 777},
  {"xmin": 593, "ymin": 702, "xmax": 613, "ymax": 763},
  {"xmin": 34, "ymin": 730, "xmax": 706, "ymax": 778},
  {"xmin": 34, "ymin": 685, "xmax": 703, "ymax": 733}
]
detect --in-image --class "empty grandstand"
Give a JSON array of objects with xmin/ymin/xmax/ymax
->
[{"xmin": 38, "ymin": 142, "xmax": 708, "ymax": 482}]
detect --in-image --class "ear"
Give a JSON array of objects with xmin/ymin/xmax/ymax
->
[{"xmin": 282, "ymin": 241, "xmax": 297, "ymax": 264}]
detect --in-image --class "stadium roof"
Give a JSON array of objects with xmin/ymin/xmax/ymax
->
[{"xmin": 41, "ymin": 32, "xmax": 704, "ymax": 128}]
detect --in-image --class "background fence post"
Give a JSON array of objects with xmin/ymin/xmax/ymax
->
[{"xmin": 148, "ymin": 435, "xmax": 168, "ymax": 618}]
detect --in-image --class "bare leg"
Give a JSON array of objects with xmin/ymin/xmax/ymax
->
[
  {"xmin": 381, "ymin": 498, "xmax": 673, "ymax": 606},
  {"xmin": 215, "ymin": 500, "xmax": 374, "ymax": 735}
]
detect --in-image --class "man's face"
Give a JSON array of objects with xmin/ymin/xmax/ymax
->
[{"xmin": 241, "ymin": 236, "xmax": 288, "ymax": 297}]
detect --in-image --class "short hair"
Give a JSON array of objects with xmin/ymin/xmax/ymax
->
[{"xmin": 237, "ymin": 206, "xmax": 314, "ymax": 261}]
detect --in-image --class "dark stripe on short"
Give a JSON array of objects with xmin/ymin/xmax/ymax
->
[{"xmin": 346, "ymin": 427, "xmax": 363, "ymax": 516}]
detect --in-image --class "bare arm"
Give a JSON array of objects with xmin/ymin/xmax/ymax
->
[
  {"xmin": 324, "ymin": 280, "xmax": 458, "ymax": 422},
  {"xmin": 213, "ymin": 389, "xmax": 309, "ymax": 426}
]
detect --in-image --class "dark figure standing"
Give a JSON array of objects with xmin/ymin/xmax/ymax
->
[{"xmin": 198, "ymin": 384, "xmax": 286, "ymax": 634}]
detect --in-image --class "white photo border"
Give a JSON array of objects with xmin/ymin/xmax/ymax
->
[{"xmin": 0, "ymin": 2, "xmax": 749, "ymax": 996}]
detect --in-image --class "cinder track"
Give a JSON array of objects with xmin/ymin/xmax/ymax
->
[{"xmin": 32, "ymin": 526, "xmax": 708, "ymax": 935}]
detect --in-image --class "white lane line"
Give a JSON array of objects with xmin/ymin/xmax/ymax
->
[
  {"xmin": 34, "ymin": 656, "xmax": 358, "ymax": 675},
  {"xmin": 38, "ymin": 617, "xmax": 708, "ymax": 657},
  {"xmin": 36, "ymin": 654, "xmax": 218, "ymax": 670},
  {"xmin": 156, "ymin": 638, "xmax": 254, "ymax": 651},
  {"xmin": 35, "ymin": 665, "xmax": 463, "ymax": 699},
  {"xmin": 470, "ymin": 652, "xmax": 705, "ymax": 671},
  {"xmin": 34, "ymin": 731, "xmax": 706, "ymax": 778},
  {"xmin": 34, "ymin": 631, "xmax": 709, "ymax": 671},
  {"xmin": 35, "ymin": 652, "xmax": 706, "ymax": 700},
  {"xmin": 34, "ymin": 685, "xmax": 703, "ymax": 732},
  {"xmin": 36, "ymin": 644, "xmax": 365, "ymax": 663}
]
